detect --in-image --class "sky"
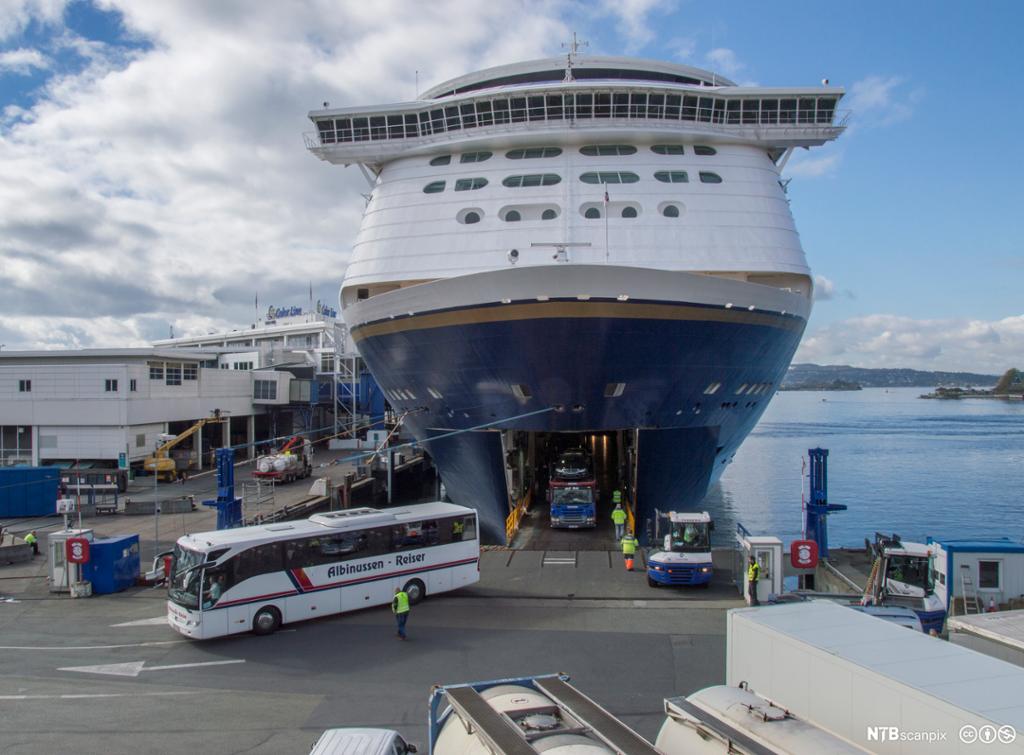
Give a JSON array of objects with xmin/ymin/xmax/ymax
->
[{"xmin": 0, "ymin": 0, "xmax": 1022, "ymax": 373}]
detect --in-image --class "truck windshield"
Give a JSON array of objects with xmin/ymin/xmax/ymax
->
[
  {"xmin": 552, "ymin": 488, "xmax": 593, "ymax": 505},
  {"xmin": 168, "ymin": 545, "xmax": 205, "ymax": 609},
  {"xmin": 886, "ymin": 555, "xmax": 934, "ymax": 594},
  {"xmin": 668, "ymin": 522, "xmax": 710, "ymax": 552}
]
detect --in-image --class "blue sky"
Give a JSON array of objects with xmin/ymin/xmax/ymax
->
[{"xmin": 1, "ymin": 0, "xmax": 1021, "ymax": 371}]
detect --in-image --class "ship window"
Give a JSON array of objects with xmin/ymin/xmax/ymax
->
[
  {"xmin": 502, "ymin": 174, "xmax": 561, "ymax": 188},
  {"xmin": 736, "ymin": 384, "xmax": 748, "ymax": 395},
  {"xmin": 460, "ymin": 151, "xmax": 492, "ymax": 163},
  {"xmin": 580, "ymin": 145, "xmax": 637, "ymax": 156},
  {"xmin": 461, "ymin": 211, "xmax": 481, "ymax": 224},
  {"xmin": 584, "ymin": 207, "xmax": 601, "ymax": 219},
  {"xmin": 651, "ymin": 144, "xmax": 685, "ymax": 155},
  {"xmin": 423, "ymin": 181, "xmax": 446, "ymax": 193},
  {"xmin": 454, "ymin": 177, "xmax": 488, "ymax": 191},
  {"xmin": 662, "ymin": 205, "xmax": 680, "ymax": 218},
  {"xmin": 654, "ymin": 171, "xmax": 688, "ymax": 183},
  {"xmin": 693, "ymin": 145, "xmax": 717, "ymax": 156},
  {"xmin": 780, "ymin": 99, "xmax": 797, "ymax": 124},
  {"xmin": 427, "ymin": 387, "xmax": 443, "ymax": 400},
  {"xmin": 512, "ymin": 384, "xmax": 532, "ymax": 400},
  {"xmin": 430, "ymin": 155, "xmax": 451, "ymax": 166},
  {"xmin": 621, "ymin": 206, "xmax": 638, "ymax": 218},
  {"xmin": 703, "ymin": 382, "xmax": 721, "ymax": 395},
  {"xmin": 700, "ymin": 172, "xmax": 723, "ymax": 184},
  {"xmin": 579, "ymin": 172, "xmax": 639, "ymax": 184},
  {"xmin": 505, "ymin": 210, "xmax": 521, "ymax": 222},
  {"xmin": 604, "ymin": 383, "xmax": 626, "ymax": 398},
  {"xmin": 541, "ymin": 209, "xmax": 558, "ymax": 220},
  {"xmin": 506, "ymin": 147, "xmax": 562, "ymax": 159}
]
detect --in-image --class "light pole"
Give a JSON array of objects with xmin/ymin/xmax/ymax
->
[{"xmin": 155, "ymin": 433, "xmax": 176, "ymax": 558}]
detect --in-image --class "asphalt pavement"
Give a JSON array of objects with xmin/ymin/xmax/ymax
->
[{"xmin": 0, "ymin": 544, "xmax": 742, "ymax": 754}]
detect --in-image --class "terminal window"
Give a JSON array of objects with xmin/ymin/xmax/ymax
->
[
  {"xmin": 254, "ymin": 380, "xmax": 277, "ymax": 400},
  {"xmin": 183, "ymin": 365, "xmax": 197, "ymax": 380},
  {"xmin": 18, "ymin": 379, "xmax": 31, "ymax": 392},
  {"xmin": 979, "ymin": 560, "xmax": 1000, "ymax": 589},
  {"xmin": 104, "ymin": 379, "xmax": 118, "ymax": 392}
]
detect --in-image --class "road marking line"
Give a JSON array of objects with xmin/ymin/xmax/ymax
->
[
  {"xmin": 0, "ymin": 691, "xmax": 193, "ymax": 701},
  {"xmin": 59, "ymin": 659, "xmax": 245, "ymax": 677},
  {"xmin": 110, "ymin": 616, "xmax": 169, "ymax": 627},
  {"xmin": 0, "ymin": 640, "xmax": 185, "ymax": 651}
]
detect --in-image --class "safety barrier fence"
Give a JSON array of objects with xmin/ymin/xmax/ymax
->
[{"xmin": 505, "ymin": 488, "xmax": 533, "ymax": 546}]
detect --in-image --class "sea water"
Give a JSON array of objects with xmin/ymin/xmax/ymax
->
[{"xmin": 705, "ymin": 387, "xmax": 1024, "ymax": 546}]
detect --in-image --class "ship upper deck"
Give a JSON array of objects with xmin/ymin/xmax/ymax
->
[{"xmin": 305, "ymin": 56, "xmax": 846, "ymax": 166}]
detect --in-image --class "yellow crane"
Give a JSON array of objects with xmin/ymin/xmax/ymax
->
[{"xmin": 143, "ymin": 411, "xmax": 227, "ymax": 481}]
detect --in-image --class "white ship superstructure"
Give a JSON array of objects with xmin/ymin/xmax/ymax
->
[{"xmin": 306, "ymin": 55, "xmax": 845, "ymax": 542}]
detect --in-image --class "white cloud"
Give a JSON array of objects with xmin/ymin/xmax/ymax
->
[
  {"xmin": 0, "ymin": 47, "xmax": 49, "ymax": 73},
  {"xmin": 596, "ymin": 0, "xmax": 669, "ymax": 53},
  {"xmin": 705, "ymin": 47, "xmax": 743, "ymax": 78},
  {"xmin": 786, "ymin": 152, "xmax": 841, "ymax": 179},
  {"xmin": 668, "ymin": 34, "xmax": 696, "ymax": 61},
  {"xmin": 0, "ymin": 0, "xmax": 66, "ymax": 41},
  {"xmin": 847, "ymin": 74, "xmax": 922, "ymax": 127},
  {"xmin": 797, "ymin": 314, "xmax": 1024, "ymax": 373},
  {"xmin": 0, "ymin": 1, "xmax": 571, "ymax": 348},
  {"xmin": 812, "ymin": 275, "xmax": 836, "ymax": 301}
]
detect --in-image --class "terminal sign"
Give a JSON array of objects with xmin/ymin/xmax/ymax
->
[
  {"xmin": 790, "ymin": 539, "xmax": 818, "ymax": 569},
  {"xmin": 66, "ymin": 538, "xmax": 90, "ymax": 564},
  {"xmin": 56, "ymin": 498, "xmax": 76, "ymax": 514}
]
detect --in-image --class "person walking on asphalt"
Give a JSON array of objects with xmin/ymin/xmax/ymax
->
[
  {"xmin": 392, "ymin": 586, "xmax": 410, "ymax": 640},
  {"xmin": 611, "ymin": 503, "xmax": 627, "ymax": 541},
  {"xmin": 747, "ymin": 555, "xmax": 761, "ymax": 606},
  {"xmin": 24, "ymin": 530, "xmax": 39, "ymax": 556},
  {"xmin": 621, "ymin": 531, "xmax": 638, "ymax": 571}
]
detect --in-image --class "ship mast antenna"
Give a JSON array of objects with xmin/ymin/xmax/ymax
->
[{"xmin": 562, "ymin": 32, "xmax": 589, "ymax": 82}]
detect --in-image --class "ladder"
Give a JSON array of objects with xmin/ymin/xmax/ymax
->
[
  {"xmin": 960, "ymin": 565, "xmax": 981, "ymax": 614},
  {"xmin": 862, "ymin": 556, "xmax": 882, "ymax": 603}
]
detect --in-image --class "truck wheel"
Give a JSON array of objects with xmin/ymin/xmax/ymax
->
[
  {"xmin": 403, "ymin": 579, "xmax": 426, "ymax": 605},
  {"xmin": 647, "ymin": 575, "xmax": 659, "ymax": 588},
  {"xmin": 252, "ymin": 605, "xmax": 281, "ymax": 635}
]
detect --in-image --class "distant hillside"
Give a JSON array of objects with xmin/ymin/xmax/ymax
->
[{"xmin": 782, "ymin": 364, "xmax": 1000, "ymax": 389}]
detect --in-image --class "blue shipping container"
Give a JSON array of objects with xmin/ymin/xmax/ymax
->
[
  {"xmin": 86, "ymin": 534, "xmax": 140, "ymax": 594},
  {"xmin": 0, "ymin": 467, "xmax": 60, "ymax": 517}
]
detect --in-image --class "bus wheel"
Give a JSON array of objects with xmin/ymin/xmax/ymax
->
[
  {"xmin": 403, "ymin": 579, "xmax": 426, "ymax": 605},
  {"xmin": 252, "ymin": 605, "xmax": 281, "ymax": 635}
]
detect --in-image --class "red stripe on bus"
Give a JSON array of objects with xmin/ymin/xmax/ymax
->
[{"xmin": 290, "ymin": 568, "xmax": 315, "ymax": 591}]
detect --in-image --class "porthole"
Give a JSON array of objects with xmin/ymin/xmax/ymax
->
[
  {"xmin": 654, "ymin": 171, "xmax": 688, "ymax": 184},
  {"xmin": 694, "ymin": 145, "xmax": 717, "ymax": 156},
  {"xmin": 460, "ymin": 151, "xmax": 492, "ymax": 163},
  {"xmin": 580, "ymin": 145, "xmax": 637, "ymax": 156},
  {"xmin": 541, "ymin": 209, "xmax": 558, "ymax": 220},
  {"xmin": 651, "ymin": 144, "xmax": 685, "ymax": 155},
  {"xmin": 454, "ymin": 177, "xmax": 488, "ymax": 191},
  {"xmin": 662, "ymin": 205, "xmax": 680, "ymax": 218},
  {"xmin": 699, "ymin": 172, "xmax": 723, "ymax": 184},
  {"xmin": 458, "ymin": 208, "xmax": 483, "ymax": 224},
  {"xmin": 579, "ymin": 171, "xmax": 639, "ymax": 184},
  {"xmin": 506, "ymin": 147, "xmax": 562, "ymax": 159},
  {"xmin": 584, "ymin": 207, "xmax": 601, "ymax": 219},
  {"xmin": 429, "ymin": 155, "xmax": 452, "ymax": 166},
  {"xmin": 621, "ymin": 206, "xmax": 638, "ymax": 219},
  {"xmin": 423, "ymin": 181, "xmax": 445, "ymax": 194},
  {"xmin": 505, "ymin": 210, "xmax": 521, "ymax": 222},
  {"xmin": 503, "ymin": 174, "xmax": 561, "ymax": 188}
]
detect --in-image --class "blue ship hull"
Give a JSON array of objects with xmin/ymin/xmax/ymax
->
[{"xmin": 353, "ymin": 295, "xmax": 806, "ymax": 543}]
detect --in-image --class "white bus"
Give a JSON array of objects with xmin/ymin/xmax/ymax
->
[{"xmin": 166, "ymin": 502, "xmax": 479, "ymax": 639}]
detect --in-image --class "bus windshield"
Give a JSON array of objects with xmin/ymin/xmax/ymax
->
[
  {"xmin": 667, "ymin": 522, "xmax": 710, "ymax": 552},
  {"xmin": 552, "ymin": 487, "xmax": 593, "ymax": 505},
  {"xmin": 168, "ymin": 544, "xmax": 205, "ymax": 609}
]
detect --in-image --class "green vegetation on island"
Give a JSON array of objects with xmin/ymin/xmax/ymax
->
[
  {"xmin": 920, "ymin": 368, "xmax": 1023, "ymax": 399},
  {"xmin": 778, "ymin": 379, "xmax": 862, "ymax": 392},
  {"xmin": 783, "ymin": 363, "xmax": 1000, "ymax": 389}
]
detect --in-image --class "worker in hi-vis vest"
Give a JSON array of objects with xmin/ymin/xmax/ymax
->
[
  {"xmin": 621, "ymin": 532, "xmax": 638, "ymax": 571},
  {"xmin": 611, "ymin": 503, "xmax": 627, "ymax": 541},
  {"xmin": 24, "ymin": 530, "xmax": 39, "ymax": 556},
  {"xmin": 747, "ymin": 555, "xmax": 761, "ymax": 606},
  {"xmin": 392, "ymin": 587, "xmax": 410, "ymax": 640}
]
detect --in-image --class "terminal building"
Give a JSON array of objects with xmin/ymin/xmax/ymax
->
[{"xmin": 0, "ymin": 305, "xmax": 387, "ymax": 474}]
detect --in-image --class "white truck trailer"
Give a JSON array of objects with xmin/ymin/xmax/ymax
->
[{"xmin": 727, "ymin": 600, "xmax": 1024, "ymax": 753}]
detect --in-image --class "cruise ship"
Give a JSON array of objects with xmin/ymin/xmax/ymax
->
[{"xmin": 305, "ymin": 54, "xmax": 845, "ymax": 543}]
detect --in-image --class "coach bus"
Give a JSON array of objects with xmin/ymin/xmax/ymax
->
[{"xmin": 166, "ymin": 502, "xmax": 479, "ymax": 639}]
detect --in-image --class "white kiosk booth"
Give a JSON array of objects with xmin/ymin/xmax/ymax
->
[
  {"xmin": 736, "ymin": 524, "xmax": 784, "ymax": 604},
  {"xmin": 48, "ymin": 528, "xmax": 94, "ymax": 595}
]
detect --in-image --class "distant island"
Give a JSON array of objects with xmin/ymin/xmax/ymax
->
[
  {"xmin": 781, "ymin": 363, "xmax": 1000, "ymax": 391},
  {"xmin": 920, "ymin": 368, "xmax": 1024, "ymax": 400}
]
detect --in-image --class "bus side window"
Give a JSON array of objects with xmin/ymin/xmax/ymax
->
[
  {"xmin": 461, "ymin": 516, "xmax": 477, "ymax": 541},
  {"xmin": 422, "ymin": 520, "xmax": 440, "ymax": 546},
  {"xmin": 233, "ymin": 542, "xmax": 284, "ymax": 584}
]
